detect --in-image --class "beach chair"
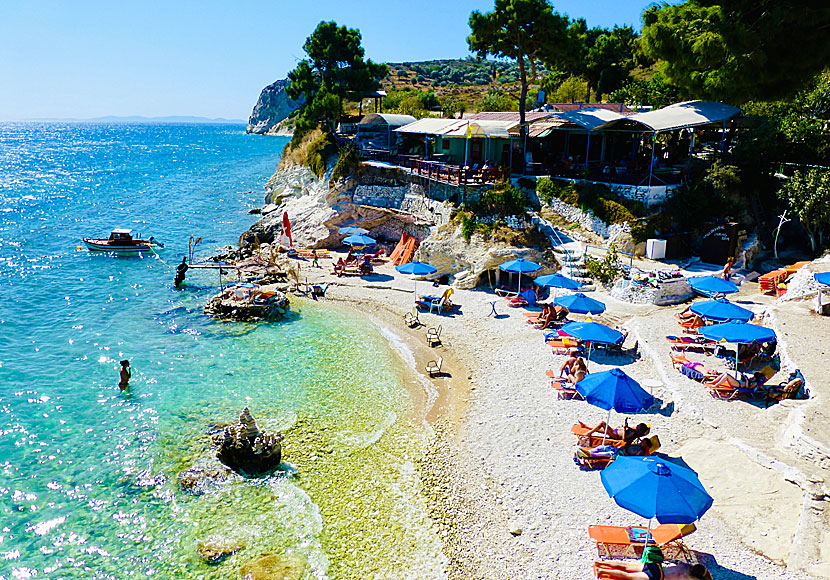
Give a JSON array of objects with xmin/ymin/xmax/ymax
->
[
  {"xmin": 704, "ymin": 372, "xmax": 765, "ymax": 401},
  {"xmin": 425, "ymin": 356, "xmax": 443, "ymax": 377},
  {"xmin": 589, "ymin": 523, "xmax": 696, "ymax": 561},
  {"xmin": 570, "ymin": 423, "xmax": 630, "ymax": 449},
  {"xmin": 426, "ymin": 325, "xmax": 442, "ymax": 347},
  {"xmin": 403, "ymin": 309, "xmax": 421, "ymax": 328},
  {"xmin": 416, "ymin": 288, "xmax": 454, "ymax": 313},
  {"xmin": 507, "ymin": 288, "xmax": 537, "ymax": 308},
  {"xmin": 574, "ymin": 435, "xmax": 661, "ymax": 470},
  {"xmin": 547, "ymin": 335, "xmax": 581, "ymax": 354},
  {"xmin": 665, "ymin": 335, "xmax": 717, "ymax": 353},
  {"xmin": 679, "ymin": 315, "xmax": 705, "ymax": 334},
  {"xmin": 550, "ymin": 378, "xmax": 583, "ymax": 400}
]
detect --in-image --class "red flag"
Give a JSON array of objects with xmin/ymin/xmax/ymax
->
[{"xmin": 282, "ymin": 212, "xmax": 293, "ymax": 247}]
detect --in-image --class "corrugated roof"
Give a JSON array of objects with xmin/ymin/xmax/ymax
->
[
  {"xmin": 467, "ymin": 111, "xmax": 554, "ymax": 122},
  {"xmin": 395, "ymin": 118, "xmax": 460, "ymax": 135},
  {"xmin": 549, "ymin": 103, "xmax": 633, "ymax": 114},
  {"xmin": 553, "ymin": 108, "xmax": 626, "ymax": 131},
  {"xmin": 596, "ymin": 101, "xmax": 741, "ymax": 132},
  {"xmin": 359, "ymin": 113, "xmax": 416, "ymax": 127}
]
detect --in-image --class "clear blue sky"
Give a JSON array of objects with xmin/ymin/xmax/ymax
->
[{"xmin": 0, "ymin": 1, "xmax": 656, "ymax": 121}]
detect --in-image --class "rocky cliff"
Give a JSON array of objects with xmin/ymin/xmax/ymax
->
[{"xmin": 246, "ymin": 79, "xmax": 303, "ymax": 135}]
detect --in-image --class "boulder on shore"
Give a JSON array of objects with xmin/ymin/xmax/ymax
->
[{"xmin": 213, "ymin": 407, "xmax": 284, "ymax": 476}]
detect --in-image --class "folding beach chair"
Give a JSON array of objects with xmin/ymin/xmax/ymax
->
[{"xmin": 588, "ymin": 522, "xmax": 696, "ymax": 561}]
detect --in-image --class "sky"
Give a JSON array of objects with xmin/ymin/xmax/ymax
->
[{"xmin": 0, "ymin": 1, "xmax": 658, "ymax": 121}]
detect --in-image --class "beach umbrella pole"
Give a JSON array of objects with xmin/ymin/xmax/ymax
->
[{"xmin": 601, "ymin": 407, "xmax": 611, "ymax": 446}]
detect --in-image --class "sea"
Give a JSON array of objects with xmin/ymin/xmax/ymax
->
[{"xmin": 0, "ymin": 122, "xmax": 445, "ymax": 579}]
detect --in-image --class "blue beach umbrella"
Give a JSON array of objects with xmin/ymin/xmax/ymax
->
[
  {"xmin": 339, "ymin": 225, "xmax": 369, "ymax": 236},
  {"xmin": 576, "ymin": 368, "xmax": 655, "ymax": 414},
  {"xmin": 395, "ymin": 261, "xmax": 438, "ymax": 276},
  {"xmin": 815, "ymin": 272, "xmax": 830, "ymax": 286},
  {"xmin": 559, "ymin": 320, "xmax": 624, "ymax": 369},
  {"xmin": 699, "ymin": 321, "xmax": 776, "ymax": 370},
  {"xmin": 343, "ymin": 234, "xmax": 376, "ymax": 247},
  {"xmin": 535, "ymin": 272, "xmax": 582, "ymax": 290},
  {"xmin": 576, "ymin": 368, "xmax": 654, "ymax": 444},
  {"xmin": 498, "ymin": 258, "xmax": 542, "ymax": 293},
  {"xmin": 601, "ymin": 456, "xmax": 714, "ymax": 525},
  {"xmin": 396, "ymin": 261, "xmax": 438, "ymax": 298},
  {"xmin": 554, "ymin": 292, "xmax": 606, "ymax": 315},
  {"xmin": 690, "ymin": 298, "xmax": 754, "ymax": 322},
  {"xmin": 560, "ymin": 321, "xmax": 625, "ymax": 345},
  {"xmin": 687, "ymin": 276, "xmax": 739, "ymax": 297}
]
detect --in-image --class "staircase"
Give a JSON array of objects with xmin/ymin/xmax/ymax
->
[{"xmin": 529, "ymin": 212, "xmax": 593, "ymax": 286}]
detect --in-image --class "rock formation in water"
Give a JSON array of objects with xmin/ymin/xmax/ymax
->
[
  {"xmin": 240, "ymin": 553, "xmax": 305, "ymax": 580},
  {"xmin": 246, "ymin": 79, "xmax": 303, "ymax": 135},
  {"xmin": 213, "ymin": 407, "xmax": 284, "ymax": 476}
]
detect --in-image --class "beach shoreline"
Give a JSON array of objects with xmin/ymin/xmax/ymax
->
[{"xmin": 273, "ymin": 250, "xmax": 829, "ymax": 580}]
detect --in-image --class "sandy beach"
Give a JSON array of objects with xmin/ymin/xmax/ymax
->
[{"xmin": 277, "ymin": 249, "xmax": 830, "ymax": 580}]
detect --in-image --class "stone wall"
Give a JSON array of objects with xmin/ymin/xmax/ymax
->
[{"xmin": 556, "ymin": 178, "xmax": 680, "ymax": 207}]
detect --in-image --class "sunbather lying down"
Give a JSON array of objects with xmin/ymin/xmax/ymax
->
[
  {"xmin": 576, "ymin": 437, "xmax": 653, "ymax": 460},
  {"xmin": 577, "ymin": 419, "xmax": 649, "ymax": 444},
  {"xmin": 594, "ymin": 560, "xmax": 712, "ymax": 580}
]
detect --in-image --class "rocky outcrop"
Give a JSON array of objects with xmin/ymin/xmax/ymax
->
[
  {"xmin": 204, "ymin": 284, "xmax": 290, "ymax": 321},
  {"xmin": 246, "ymin": 163, "xmax": 434, "ymax": 250},
  {"xmin": 418, "ymin": 221, "xmax": 558, "ymax": 289},
  {"xmin": 213, "ymin": 407, "xmax": 284, "ymax": 476},
  {"xmin": 247, "ymin": 79, "xmax": 303, "ymax": 135}
]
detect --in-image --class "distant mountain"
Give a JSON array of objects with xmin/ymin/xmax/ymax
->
[{"xmin": 30, "ymin": 115, "xmax": 245, "ymax": 124}]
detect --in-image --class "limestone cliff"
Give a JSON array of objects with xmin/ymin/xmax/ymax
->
[
  {"xmin": 246, "ymin": 79, "xmax": 303, "ymax": 135},
  {"xmin": 419, "ymin": 221, "xmax": 558, "ymax": 289}
]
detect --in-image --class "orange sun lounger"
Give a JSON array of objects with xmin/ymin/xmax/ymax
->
[
  {"xmin": 570, "ymin": 423, "xmax": 628, "ymax": 448},
  {"xmin": 589, "ymin": 522, "xmax": 696, "ymax": 561}
]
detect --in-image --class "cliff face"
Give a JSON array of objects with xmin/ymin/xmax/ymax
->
[{"xmin": 246, "ymin": 79, "xmax": 303, "ymax": 135}]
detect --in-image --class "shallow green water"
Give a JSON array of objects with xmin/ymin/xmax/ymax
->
[{"xmin": 0, "ymin": 123, "xmax": 445, "ymax": 579}]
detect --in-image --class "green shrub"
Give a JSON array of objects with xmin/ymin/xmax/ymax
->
[
  {"xmin": 479, "ymin": 183, "xmax": 526, "ymax": 217},
  {"xmin": 305, "ymin": 131, "xmax": 337, "ymax": 178},
  {"xmin": 585, "ymin": 247, "xmax": 621, "ymax": 285},
  {"xmin": 332, "ymin": 146, "xmax": 360, "ymax": 182},
  {"xmin": 629, "ymin": 220, "xmax": 656, "ymax": 245},
  {"xmin": 597, "ymin": 198, "xmax": 636, "ymax": 224},
  {"xmin": 460, "ymin": 213, "xmax": 478, "ymax": 241}
]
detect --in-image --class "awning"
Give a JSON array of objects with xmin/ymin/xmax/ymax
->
[
  {"xmin": 595, "ymin": 101, "xmax": 741, "ymax": 132},
  {"xmin": 396, "ymin": 119, "xmax": 516, "ymax": 138},
  {"xmin": 359, "ymin": 113, "xmax": 416, "ymax": 127}
]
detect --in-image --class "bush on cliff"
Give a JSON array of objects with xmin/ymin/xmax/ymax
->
[
  {"xmin": 279, "ymin": 128, "xmax": 337, "ymax": 178},
  {"xmin": 332, "ymin": 146, "xmax": 361, "ymax": 182},
  {"xmin": 535, "ymin": 177, "xmax": 644, "ymax": 225},
  {"xmin": 478, "ymin": 182, "xmax": 527, "ymax": 217}
]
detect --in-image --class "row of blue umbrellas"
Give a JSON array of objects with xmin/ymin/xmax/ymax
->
[{"xmin": 396, "ymin": 257, "xmax": 714, "ymax": 529}]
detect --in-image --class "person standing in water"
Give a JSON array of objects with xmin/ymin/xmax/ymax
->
[{"xmin": 119, "ymin": 360, "xmax": 131, "ymax": 391}]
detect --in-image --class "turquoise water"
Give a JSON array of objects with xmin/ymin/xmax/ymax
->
[{"xmin": 0, "ymin": 123, "xmax": 444, "ymax": 579}]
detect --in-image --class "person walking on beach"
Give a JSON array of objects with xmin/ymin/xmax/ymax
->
[
  {"xmin": 722, "ymin": 257, "xmax": 734, "ymax": 281},
  {"xmin": 119, "ymin": 360, "xmax": 131, "ymax": 391},
  {"xmin": 311, "ymin": 249, "xmax": 319, "ymax": 268}
]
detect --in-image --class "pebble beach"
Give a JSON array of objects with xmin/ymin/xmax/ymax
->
[{"xmin": 293, "ymin": 251, "xmax": 829, "ymax": 580}]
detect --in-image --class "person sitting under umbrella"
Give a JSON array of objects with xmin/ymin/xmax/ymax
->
[
  {"xmin": 594, "ymin": 559, "xmax": 712, "ymax": 580},
  {"xmin": 567, "ymin": 358, "xmax": 589, "ymax": 385},
  {"xmin": 559, "ymin": 349, "xmax": 580, "ymax": 378}
]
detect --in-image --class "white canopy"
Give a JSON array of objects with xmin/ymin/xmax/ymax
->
[
  {"xmin": 359, "ymin": 113, "xmax": 416, "ymax": 127},
  {"xmin": 596, "ymin": 100, "xmax": 741, "ymax": 132},
  {"xmin": 552, "ymin": 108, "xmax": 626, "ymax": 131}
]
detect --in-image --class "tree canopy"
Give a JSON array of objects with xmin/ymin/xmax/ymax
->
[
  {"xmin": 468, "ymin": 0, "xmax": 572, "ymax": 161},
  {"xmin": 287, "ymin": 21, "xmax": 387, "ymax": 137},
  {"xmin": 640, "ymin": 1, "xmax": 830, "ymax": 104}
]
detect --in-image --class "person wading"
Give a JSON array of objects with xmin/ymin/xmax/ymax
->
[{"xmin": 119, "ymin": 360, "xmax": 131, "ymax": 391}]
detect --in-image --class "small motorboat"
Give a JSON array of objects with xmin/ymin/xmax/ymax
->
[{"xmin": 83, "ymin": 229, "xmax": 164, "ymax": 254}]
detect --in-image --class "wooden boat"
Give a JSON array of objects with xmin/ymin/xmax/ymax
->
[{"xmin": 83, "ymin": 229, "xmax": 163, "ymax": 254}]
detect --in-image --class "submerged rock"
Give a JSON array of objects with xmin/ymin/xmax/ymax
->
[
  {"xmin": 240, "ymin": 553, "xmax": 305, "ymax": 580},
  {"xmin": 197, "ymin": 536, "xmax": 243, "ymax": 564},
  {"xmin": 214, "ymin": 407, "xmax": 284, "ymax": 476},
  {"xmin": 177, "ymin": 459, "xmax": 234, "ymax": 495}
]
